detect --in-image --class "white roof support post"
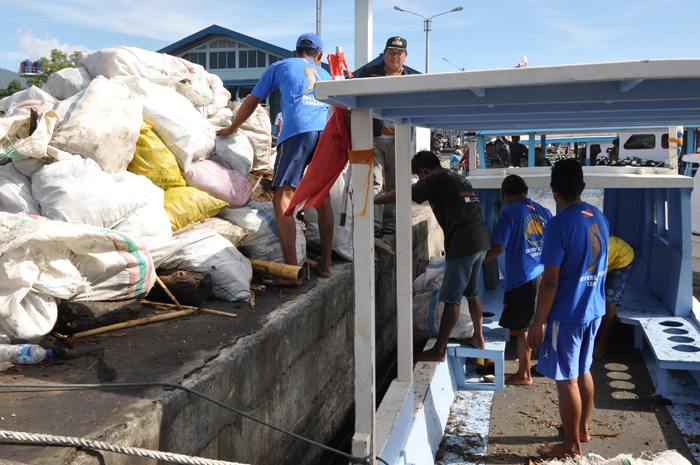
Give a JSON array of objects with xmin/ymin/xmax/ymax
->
[
  {"xmin": 395, "ymin": 122, "xmax": 414, "ymax": 382},
  {"xmin": 354, "ymin": 0, "xmax": 372, "ymax": 70},
  {"xmin": 350, "ymin": 108, "xmax": 376, "ymax": 465},
  {"xmin": 469, "ymin": 136, "xmax": 477, "ymax": 173}
]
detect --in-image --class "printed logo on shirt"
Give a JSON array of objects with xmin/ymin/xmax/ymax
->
[
  {"xmin": 527, "ymin": 204, "xmax": 535, "ymax": 211},
  {"xmin": 586, "ymin": 222, "xmax": 605, "ymax": 274},
  {"xmin": 303, "ymin": 67, "xmax": 320, "ymax": 94},
  {"xmin": 582, "ymin": 209, "xmax": 593, "ymax": 218},
  {"xmin": 523, "ymin": 213, "xmax": 548, "ymax": 248}
]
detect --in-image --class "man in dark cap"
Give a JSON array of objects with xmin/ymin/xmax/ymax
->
[
  {"xmin": 358, "ymin": 36, "xmax": 418, "ymax": 238},
  {"xmin": 483, "ymin": 175, "xmax": 552, "ymax": 385}
]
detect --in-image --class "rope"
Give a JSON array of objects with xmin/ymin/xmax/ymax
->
[
  {"xmin": 0, "ymin": 382, "xmax": 371, "ymax": 465},
  {"xmin": 0, "ymin": 429, "xmax": 240, "ymax": 465}
]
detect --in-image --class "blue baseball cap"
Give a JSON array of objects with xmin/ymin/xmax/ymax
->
[{"xmin": 296, "ymin": 33, "xmax": 323, "ymax": 51}]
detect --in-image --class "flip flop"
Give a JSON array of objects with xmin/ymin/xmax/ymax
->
[{"xmin": 374, "ymin": 229, "xmax": 384, "ymax": 238}]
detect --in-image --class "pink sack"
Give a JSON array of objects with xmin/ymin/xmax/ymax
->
[{"xmin": 183, "ymin": 159, "xmax": 252, "ymax": 207}]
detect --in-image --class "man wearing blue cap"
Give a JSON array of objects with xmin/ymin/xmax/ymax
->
[{"xmin": 218, "ymin": 33, "xmax": 334, "ymax": 285}]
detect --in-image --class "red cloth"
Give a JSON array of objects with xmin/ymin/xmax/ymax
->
[
  {"xmin": 284, "ymin": 106, "xmax": 351, "ymax": 216},
  {"xmin": 328, "ymin": 52, "xmax": 353, "ymax": 80}
]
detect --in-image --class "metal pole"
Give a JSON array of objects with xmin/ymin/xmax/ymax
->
[
  {"xmin": 424, "ymin": 18, "xmax": 430, "ymax": 74},
  {"xmin": 316, "ymin": 0, "xmax": 322, "ymax": 36}
]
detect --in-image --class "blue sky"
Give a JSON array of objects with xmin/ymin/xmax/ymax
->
[{"xmin": 1, "ymin": 0, "xmax": 699, "ymax": 76}]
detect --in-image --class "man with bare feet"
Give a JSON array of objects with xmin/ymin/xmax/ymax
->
[
  {"xmin": 217, "ymin": 33, "xmax": 333, "ymax": 284},
  {"xmin": 375, "ymin": 151, "xmax": 490, "ymax": 362},
  {"xmin": 593, "ymin": 236, "xmax": 635, "ymax": 358},
  {"xmin": 527, "ymin": 159, "xmax": 609, "ymax": 459},
  {"xmin": 483, "ymin": 175, "xmax": 552, "ymax": 386}
]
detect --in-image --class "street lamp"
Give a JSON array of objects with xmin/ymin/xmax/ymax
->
[
  {"xmin": 443, "ymin": 57, "xmax": 464, "ymax": 71},
  {"xmin": 394, "ymin": 5, "xmax": 463, "ymax": 74}
]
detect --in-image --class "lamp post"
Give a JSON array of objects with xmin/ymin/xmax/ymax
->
[
  {"xmin": 394, "ymin": 5, "xmax": 463, "ymax": 74},
  {"xmin": 443, "ymin": 57, "xmax": 464, "ymax": 71}
]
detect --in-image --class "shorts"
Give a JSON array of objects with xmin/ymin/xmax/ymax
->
[
  {"xmin": 606, "ymin": 260, "xmax": 634, "ymax": 304},
  {"xmin": 537, "ymin": 318, "xmax": 602, "ymax": 381},
  {"xmin": 439, "ymin": 250, "xmax": 487, "ymax": 304},
  {"xmin": 499, "ymin": 274, "xmax": 542, "ymax": 331},
  {"xmin": 273, "ymin": 131, "xmax": 322, "ymax": 188}
]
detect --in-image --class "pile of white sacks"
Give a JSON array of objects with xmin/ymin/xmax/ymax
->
[{"xmin": 0, "ymin": 46, "xmax": 318, "ymax": 343}]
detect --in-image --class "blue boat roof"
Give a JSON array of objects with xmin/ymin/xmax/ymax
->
[{"xmin": 314, "ymin": 59, "xmax": 700, "ymax": 132}]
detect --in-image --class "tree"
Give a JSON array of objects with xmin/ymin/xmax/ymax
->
[
  {"xmin": 0, "ymin": 80, "xmax": 24, "ymax": 99},
  {"xmin": 27, "ymin": 49, "xmax": 81, "ymax": 88}
]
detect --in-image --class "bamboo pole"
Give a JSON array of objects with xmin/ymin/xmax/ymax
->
[
  {"xmin": 141, "ymin": 300, "xmax": 237, "ymax": 318},
  {"xmin": 248, "ymin": 258, "xmax": 304, "ymax": 281},
  {"xmin": 155, "ymin": 275, "xmax": 183, "ymax": 310},
  {"xmin": 73, "ymin": 309, "xmax": 195, "ymax": 338}
]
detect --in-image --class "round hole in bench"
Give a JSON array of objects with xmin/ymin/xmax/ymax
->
[
  {"xmin": 659, "ymin": 320, "xmax": 684, "ymax": 327},
  {"xmin": 663, "ymin": 328, "xmax": 689, "ymax": 335},
  {"xmin": 483, "ymin": 312, "xmax": 495, "ymax": 318},
  {"xmin": 672, "ymin": 344, "xmax": 700, "ymax": 353},
  {"xmin": 668, "ymin": 336, "xmax": 695, "ymax": 343}
]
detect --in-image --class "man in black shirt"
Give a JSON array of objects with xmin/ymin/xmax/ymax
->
[{"xmin": 376, "ymin": 151, "xmax": 491, "ymax": 361}]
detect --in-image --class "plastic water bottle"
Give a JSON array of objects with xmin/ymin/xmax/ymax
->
[{"xmin": 0, "ymin": 344, "xmax": 53, "ymax": 364}]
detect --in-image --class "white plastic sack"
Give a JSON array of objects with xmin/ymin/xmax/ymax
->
[
  {"xmin": 304, "ymin": 169, "xmax": 353, "ymax": 261},
  {"xmin": 183, "ymin": 159, "xmax": 252, "ymax": 207},
  {"xmin": 177, "ymin": 217, "xmax": 248, "ymax": 248},
  {"xmin": 4, "ymin": 100, "xmax": 56, "ymax": 119},
  {"xmin": 0, "ymin": 213, "xmax": 156, "ymax": 341},
  {"xmin": 32, "ymin": 158, "xmax": 156, "ymax": 230},
  {"xmin": 76, "ymin": 46, "xmax": 213, "ymax": 106},
  {"xmin": 0, "ymin": 86, "xmax": 56, "ymax": 114},
  {"xmin": 202, "ymin": 72, "xmax": 231, "ymax": 117},
  {"xmin": 149, "ymin": 228, "xmax": 252, "ymax": 302},
  {"xmin": 0, "ymin": 163, "xmax": 41, "ymax": 215},
  {"xmin": 0, "ymin": 111, "xmax": 78, "ymax": 178},
  {"xmin": 227, "ymin": 99, "xmax": 272, "ymax": 170},
  {"xmin": 110, "ymin": 182, "xmax": 172, "ymax": 249},
  {"xmin": 42, "ymin": 66, "xmax": 93, "ymax": 100},
  {"xmin": 50, "ymin": 77, "xmax": 143, "ymax": 173},
  {"xmin": 207, "ymin": 108, "xmax": 233, "ymax": 128},
  {"xmin": 413, "ymin": 256, "xmax": 474, "ymax": 341},
  {"xmin": 218, "ymin": 201, "xmax": 306, "ymax": 266},
  {"xmin": 52, "ymin": 94, "xmax": 80, "ymax": 121},
  {"xmin": 213, "ymin": 133, "xmax": 254, "ymax": 176},
  {"xmin": 550, "ymin": 451, "xmax": 691, "ymax": 465},
  {"xmin": 123, "ymin": 77, "xmax": 215, "ymax": 172}
]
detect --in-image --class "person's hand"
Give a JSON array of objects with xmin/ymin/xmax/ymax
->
[
  {"xmin": 527, "ymin": 323, "xmax": 544, "ymax": 350},
  {"xmin": 216, "ymin": 126, "xmax": 237, "ymax": 137}
]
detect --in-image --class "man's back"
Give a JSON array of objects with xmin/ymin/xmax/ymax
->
[
  {"xmin": 253, "ymin": 57, "xmax": 330, "ymax": 144},
  {"xmin": 491, "ymin": 199, "xmax": 552, "ymax": 291},
  {"xmin": 411, "ymin": 169, "xmax": 489, "ymax": 260},
  {"xmin": 540, "ymin": 202, "xmax": 609, "ymax": 324}
]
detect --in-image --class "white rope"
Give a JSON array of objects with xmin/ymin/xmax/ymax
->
[{"xmin": 0, "ymin": 430, "xmax": 247, "ymax": 465}]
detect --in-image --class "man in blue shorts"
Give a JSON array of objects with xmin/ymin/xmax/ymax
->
[
  {"xmin": 375, "ymin": 151, "xmax": 490, "ymax": 361},
  {"xmin": 483, "ymin": 175, "xmax": 552, "ymax": 385},
  {"xmin": 217, "ymin": 33, "xmax": 334, "ymax": 284},
  {"xmin": 527, "ymin": 159, "xmax": 609, "ymax": 459}
]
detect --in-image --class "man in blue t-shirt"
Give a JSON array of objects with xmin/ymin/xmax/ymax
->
[
  {"xmin": 483, "ymin": 175, "xmax": 552, "ymax": 386},
  {"xmin": 217, "ymin": 33, "xmax": 334, "ymax": 284},
  {"xmin": 527, "ymin": 159, "xmax": 609, "ymax": 460}
]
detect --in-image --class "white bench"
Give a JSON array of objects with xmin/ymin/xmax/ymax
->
[{"xmin": 636, "ymin": 316, "xmax": 700, "ymax": 398}]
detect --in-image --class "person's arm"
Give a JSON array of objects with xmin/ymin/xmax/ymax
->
[
  {"xmin": 527, "ymin": 265, "xmax": 560, "ymax": 350},
  {"xmin": 375, "ymin": 190, "xmax": 396, "ymax": 205},
  {"xmin": 501, "ymin": 136, "xmax": 513, "ymax": 148},
  {"xmin": 483, "ymin": 243, "xmax": 506, "ymax": 263},
  {"xmin": 216, "ymin": 94, "xmax": 263, "ymax": 136}
]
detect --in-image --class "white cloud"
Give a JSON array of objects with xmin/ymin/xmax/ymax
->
[{"xmin": 15, "ymin": 27, "xmax": 91, "ymax": 61}]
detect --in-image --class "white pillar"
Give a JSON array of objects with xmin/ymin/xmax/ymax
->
[
  {"xmin": 354, "ymin": 0, "xmax": 373, "ymax": 69},
  {"xmin": 395, "ymin": 123, "xmax": 413, "ymax": 382},
  {"xmin": 350, "ymin": 108, "xmax": 376, "ymax": 465}
]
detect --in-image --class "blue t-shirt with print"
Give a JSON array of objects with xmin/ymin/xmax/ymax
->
[
  {"xmin": 252, "ymin": 57, "xmax": 331, "ymax": 144},
  {"xmin": 490, "ymin": 199, "xmax": 553, "ymax": 291},
  {"xmin": 539, "ymin": 202, "xmax": 609, "ymax": 324}
]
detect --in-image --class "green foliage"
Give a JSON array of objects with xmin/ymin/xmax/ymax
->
[
  {"xmin": 0, "ymin": 79, "xmax": 24, "ymax": 98},
  {"xmin": 27, "ymin": 49, "xmax": 81, "ymax": 88}
]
